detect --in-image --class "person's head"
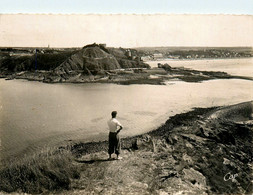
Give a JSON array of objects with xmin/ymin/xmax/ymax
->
[{"xmin": 111, "ymin": 111, "xmax": 117, "ymax": 118}]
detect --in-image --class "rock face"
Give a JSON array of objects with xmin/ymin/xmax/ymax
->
[
  {"xmin": 54, "ymin": 44, "xmax": 149, "ymax": 76},
  {"xmin": 0, "ymin": 44, "xmax": 150, "ymax": 82},
  {"xmin": 0, "ymin": 44, "xmax": 153, "ymax": 83},
  {"xmin": 55, "ymin": 44, "xmax": 121, "ymax": 75}
]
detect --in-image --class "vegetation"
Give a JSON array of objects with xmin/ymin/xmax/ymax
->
[
  {"xmin": 0, "ymin": 102, "xmax": 252, "ymax": 194},
  {"xmin": 69, "ymin": 103, "xmax": 253, "ymax": 194},
  {"xmin": 0, "ymin": 44, "xmax": 149, "ymax": 73},
  {"xmin": 0, "ymin": 147, "xmax": 80, "ymax": 194},
  {"xmin": 0, "ymin": 51, "xmax": 75, "ymax": 71}
]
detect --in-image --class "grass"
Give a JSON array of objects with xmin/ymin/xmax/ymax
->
[{"xmin": 0, "ymin": 147, "xmax": 80, "ymax": 194}]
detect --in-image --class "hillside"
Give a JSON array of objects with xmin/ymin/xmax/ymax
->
[
  {"xmin": 55, "ymin": 44, "xmax": 149, "ymax": 75},
  {"xmin": 67, "ymin": 101, "xmax": 253, "ymax": 195},
  {"xmin": 1, "ymin": 101, "xmax": 252, "ymax": 194},
  {"xmin": 0, "ymin": 44, "xmax": 149, "ymax": 74},
  {"xmin": 55, "ymin": 44, "xmax": 120, "ymax": 75}
]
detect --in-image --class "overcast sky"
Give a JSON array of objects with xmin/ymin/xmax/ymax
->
[
  {"xmin": 0, "ymin": 14, "xmax": 252, "ymax": 48},
  {"xmin": 1, "ymin": 0, "xmax": 252, "ymax": 48}
]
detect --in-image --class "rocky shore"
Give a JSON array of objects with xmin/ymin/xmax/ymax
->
[
  {"xmin": 1, "ymin": 65, "xmax": 253, "ymax": 85},
  {"xmin": 1, "ymin": 44, "xmax": 252, "ymax": 85},
  {"xmin": 66, "ymin": 101, "xmax": 253, "ymax": 195},
  {"xmin": 1, "ymin": 101, "xmax": 252, "ymax": 194}
]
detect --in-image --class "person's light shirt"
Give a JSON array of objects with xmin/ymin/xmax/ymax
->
[{"xmin": 107, "ymin": 118, "xmax": 122, "ymax": 133}]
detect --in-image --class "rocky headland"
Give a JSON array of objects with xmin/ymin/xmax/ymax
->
[
  {"xmin": 1, "ymin": 44, "xmax": 252, "ymax": 84},
  {"xmin": 1, "ymin": 101, "xmax": 252, "ymax": 194},
  {"xmin": 0, "ymin": 43, "xmax": 150, "ymax": 84}
]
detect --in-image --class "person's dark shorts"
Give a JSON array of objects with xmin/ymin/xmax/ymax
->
[{"xmin": 108, "ymin": 132, "xmax": 121, "ymax": 155}]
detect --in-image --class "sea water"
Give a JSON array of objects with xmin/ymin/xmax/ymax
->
[{"xmin": 0, "ymin": 58, "xmax": 252, "ymax": 161}]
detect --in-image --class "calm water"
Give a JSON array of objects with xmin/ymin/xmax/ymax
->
[
  {"xmin": 146, "ymin": 58, "xmax": 253, "ymax": 78},
  {"xmin": 0, "ymin": 58, "xmax": 253, "ymax": 161}
]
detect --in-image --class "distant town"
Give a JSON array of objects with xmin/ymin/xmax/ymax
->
[{"xmin": 136, "ymin": 47, "xmax": 253, "ymax": 61}]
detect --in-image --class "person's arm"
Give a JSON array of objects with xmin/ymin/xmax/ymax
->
[{"xmin": 116, "ymin": 125, "xmax": 123, "ymax": 134}]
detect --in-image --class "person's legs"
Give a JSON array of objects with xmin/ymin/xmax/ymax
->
[
  {"xmin": 108, "ymin": 132, "xmax": 114, "ymax": 159},
  {"xmin": 115, "ymin": 134, "xmax": 122, "ymax": 159}
]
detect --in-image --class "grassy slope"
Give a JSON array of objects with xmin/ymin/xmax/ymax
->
[{"xmin": 0, "ymin": 148, "xmax": 80, "ymax": 194}]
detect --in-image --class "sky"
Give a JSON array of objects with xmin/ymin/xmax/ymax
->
[
  {"xmin": 0, "ymin": 0, "xmax": 252, "ymax": 14},
  {"xmin": 0, "ymin": 0, "xmax": 252, "ymax": 48}
]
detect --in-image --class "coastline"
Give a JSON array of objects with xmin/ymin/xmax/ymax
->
[
  {"xmin": 1, "ymin": 101, "xmax": 252, "ymax": 194},
  {"xmin": 1, "ymin": 65, "xmax": 253, "ymax": 85},
  {"xmin": 1, "ymin": 57, "xmax": 253, "ymax": 85},
  {"xmin": 144, "ymin": 56, "xmax": 253, "ymax": 63}
]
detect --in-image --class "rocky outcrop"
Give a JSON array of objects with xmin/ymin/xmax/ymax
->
[
  {"xmin": 54, "ymin": 44, "xmax": 149, "ymax": 76},
  {"xmin": 0, "ymin": 44, "xmax": 150, "ymax": 81},
  {"xmin": 55, "ymin": 44, "xmax": 121, "ymax": 75}
]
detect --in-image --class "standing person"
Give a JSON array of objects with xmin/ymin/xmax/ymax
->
[{"xmin": 107, "ymin": 111, "xmax": 123, "ymax": 160}]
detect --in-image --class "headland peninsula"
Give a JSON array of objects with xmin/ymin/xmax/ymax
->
[{"xmin": 0, "ymin": 44, "xmax": 252, "ymax": 84}]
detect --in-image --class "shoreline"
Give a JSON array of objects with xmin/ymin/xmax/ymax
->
[
  {"xmin": 1, "ymin": 65, "xmax": 253, "ymax": 85},
  {"xmin": 144, "ymin": 56, "xmax": 253, "ymax": 62},
  {"xmin": 1, "ymin": 101, "xmax": 252, "ymax": 194},
  {"xmin": 1, "ymin": 57, "xmax": 253, "ymax": 85}
]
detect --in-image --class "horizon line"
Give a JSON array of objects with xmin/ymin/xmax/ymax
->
[
  {"xmin": 0, "ymin": 45, "xmax": 252, "ymax": 49},
  {"xmin": 1, "ymin": 13, "xmax": 252, "ymax": 16}
]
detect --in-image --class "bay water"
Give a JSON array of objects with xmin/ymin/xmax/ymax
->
[{"xmin": 0, "ymin": 58, "xmax": 252, "ymax": 161}]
